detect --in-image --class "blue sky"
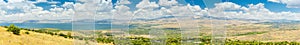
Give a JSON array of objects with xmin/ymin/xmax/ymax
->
[
  {"xmin": 114, "ymin": 0, "xmax": 298, "ymax": 12},
  {"xmin": 226, "ymin": 0, "xmax": 300, "ymax": 12},
  {"xmin": 186, "ymin": 0, "xmax": 300, "ymax": 12}
]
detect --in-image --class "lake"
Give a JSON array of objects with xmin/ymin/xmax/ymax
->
[{"xmin": 0, "ymin": 23, "xmax": 135, "ymax": 30}]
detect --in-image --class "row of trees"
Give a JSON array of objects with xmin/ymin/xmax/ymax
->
[
  {"xmin": 94, "ymin": 36, "xmax": 300, "ymax": 45},
  {"xmin": 20, "ymin": 26, "xmax": 73, "ymax": 38},
  {"xmin": 225, "ymin": 39, "xmax": 300, "ymax": 45},
  {"xmin": 3, "ymin": 24, "xmax": 73, "ymax": 38}
]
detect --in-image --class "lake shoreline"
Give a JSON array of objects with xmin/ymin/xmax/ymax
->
[{"xmin": 0, "ymin": 23, "xmax": 135, "ymax": 30}]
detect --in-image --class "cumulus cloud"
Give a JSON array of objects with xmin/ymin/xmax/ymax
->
[
  {"xmin": 7, "ymin": 0, "xmax": 25, "ymax": 3},
  {"xmin": 159, "ymin": 0, "xmax": 178, "ymax": 6},
  {"xmin": 208, "ymin": 2, "xmax": 300, "ymax": 20},
  {"xmin": 0, "ymin": 0, "xmax": 75, "ymax": 23},
  {"xmin": 36, "ymin": 0, "xmax": 47, "ymax": 2},
  {"xmin": 117, "ymin": 0, "xmax": 131, "ymax": 4},
  {"xmin": 0, "ymin": 10, "xmax": 6, "ymax": 15},
  {"xmin": 268, "ymin": 0, "xmax": 300, "ymax": 8},
  {"xmin": 136, "ymin": 0, "xmax": 159, "ymax": 9},
  {"xmin": 1, "ymin": 0, "xmax": 300, "ymax": 23},
  {"xmin": 268, "ymin": 0, "xmax": 281, "ymax": 3}
]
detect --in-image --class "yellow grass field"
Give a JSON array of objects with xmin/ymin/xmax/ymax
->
[{"xmin": 0, "ymin": 27, "xmax": 113, "ymax": 45}]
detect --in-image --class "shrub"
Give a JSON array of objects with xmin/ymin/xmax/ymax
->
[
  {"xmin": 25, "ymin": 32, "xmax": 30, "ymax": 34},
  {"xmin": 67, "ymin": 32, "xmax": 72, "ymax": 38},
  {"xmin": 47, "ymin": 32, "xmax": 54, "ymax": 35},
  {"xmin": 104, "ymin": 33, "xmax": 113, "ymax": 36},
  {"xmin": 166, "ymin": 37, "xmax": 181, "ymax": 45},
  {"xmin": 7, "ymin": 24, "xmax": 20, "ymax": 35},
  {"xmin": 34, "ymin": 30, "xmax": 44, "ymax": 33},
  {"xmin": 129, "ymin": 37, "xmax": 150, "ymax": 45},
  {"xmin": 3, "ymin": 26, "xmax": 8, "ymax": 28},
  {"xmin": 96, "ymin": 37, "xmax": 114, "ymax": 43},
  {"xmin": 54, "ymin": 33, "xmax": 58, "ymax": 35},
  {"xmin": 59, "ymin": 33, "xmax": 68, "ymax": 38}
]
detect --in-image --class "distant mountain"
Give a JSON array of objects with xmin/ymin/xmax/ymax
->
[
  {"xmin": 135, "ymin": 15, "xmax": 175, "ymax": 21},
  {"xmin": 23, "ymin": 20, "xmax": 40, "ymax": 23},
  {"xmin": 95, "ymin": 19, "xmax": 113, "ymax": 24},
  {"xmin": 22, "ymin": 19, "xmax": 71, "ymax": 23},
  {"xmin": 258, "ymin": 19, "xmax": 300, "ymax": 24},
  {"xmin": 201, "ymin": 15, "xmax": 260, "ymax": 21},
  {"xmin": 200, "ymin": 15, "xmax": 300, "ymax": 24},
  {"xmin": 14, "ymin": 15, "xmax": 300, "ymax": 24}
]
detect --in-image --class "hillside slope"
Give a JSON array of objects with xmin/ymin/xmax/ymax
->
[
  {"xmin": 0, "ymin": 27, "xmax": 74, "ymax": 45},
  {"xmin": 0, "ymin": 27, "xmax": 113, "ymax": 45}
]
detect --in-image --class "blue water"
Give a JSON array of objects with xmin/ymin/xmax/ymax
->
[{"xmin": 0, "ymin": 23, "xmax": 135, "ymax": 30}]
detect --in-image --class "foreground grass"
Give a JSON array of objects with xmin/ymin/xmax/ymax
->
[
  {"xmin": 0, "ymin": 27, "xmax": 74, "ymax": 45},
  {"xmin": 0, "ymin": 26, "xmax": 113, "ymax": 45}
]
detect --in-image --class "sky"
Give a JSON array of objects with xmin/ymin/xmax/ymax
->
[{"xmin": 0, "ymin": 0, "xmax": 300, "ymax": 23}]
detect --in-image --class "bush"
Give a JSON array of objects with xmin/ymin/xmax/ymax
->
[
  {"xmin": 67, "ymin": 32, "xmax": 73, "ymax": 38},
  {"xmin": 25, "ymin": 32, "xmax": 30, "ymax": 34},
  {"xmin": 54, "ymin": 33, "xmax": 58, "ymax": 35},
  {"xmin": 59, "ymin": 33, "xmax": 68, "ymax": 38},
  {"xmin": 129, "ymin": 37, "xmax": 150, "ymax": 45},
  {"xmin": 7, "ymin": 24, "xmax": 20, "ymax": 35},
  {"xmin": 34, "ymin": 30, "xmax": 44, "ymax": 33},
  {"xmin": 47, "ymin": 32, "xmax": 54, "ymax": 35},
  {"xmin": 3, "ymin": 26, "xmax": 8, "ymax": 28},
  {"xmin": 96, "ymin": 37, "xmax": 114, "ymax": 43},
  {"xmin": 166, "ymin": 37, "xmax": 181, "ymax": 45}
]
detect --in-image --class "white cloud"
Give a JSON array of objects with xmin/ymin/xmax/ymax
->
[
  {"xmin": 0, "ymin": 0, "xmax": 5, "ymax": 3},
  {"xmin": 159, "ymin": 0, "xmax": 178, "ymax": 6},
  {"xmin": 208, "ymin": 2, "xmax": 300, "ymax": 20},
  {"xmin": 50, "ymin": 7, "xmax": 64, "ymax": 12},
  {"xmin": 187, "ymin": 4, "xmax": 202, "ymax": 12},
  {"xmin": 136, "ymin": 0, "xmax": 159, "ymax": 9},
  {"xmin": 268, "ymin": 0, "xmax": 300, "ymax": 8},
  {"xmin": 0, "ymin": 10, "xmax": 6, "ymax": 15},
  {"xmin": 36, "ymin": 0, "xmax": 47, "ymax": 2},
  {"xmin": 115, "ymin": 5, "xmax": 130, "ymax": 12},
  {"xmin": 214, "ymin": 2, "xmax": 241, "ymax": 10},
  {"xmin": 2, "ymin": 0, "xmax": 300, "ymax": 23},
  {"xmin": 268, "ymin": 0, "xmax": 281, "ymax": 3},
  {"xmin": 7, "ymin": 0, "xmax": 25, "ymax": 3},
  {"xmin": 0, "ymin": 0, "xmax": 75, "ymax": 23},
  {"xmin": 117, "ymin": 0, "xmax": 131, "ymax": 4},
  {"xmin": 62, "ymin": 2, "xmax": 74, "ymax": 8}
]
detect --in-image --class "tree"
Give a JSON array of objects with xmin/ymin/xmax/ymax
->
[{"xmin": 7, "ymin": 24, "xmax": 20, "ymax": 35}]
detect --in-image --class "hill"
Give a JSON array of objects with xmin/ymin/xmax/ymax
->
[{"xmin": 0, "ymin": 27, "xmax": 113, "ymax": 45}]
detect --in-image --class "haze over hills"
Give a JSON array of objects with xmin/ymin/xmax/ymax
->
[{"xmin": 2, "ymin": 14, "xmax": 300, "ymax": 25}]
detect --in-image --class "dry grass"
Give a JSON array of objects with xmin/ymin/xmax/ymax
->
[
  {"xmin": 0, "ymin": 27, "xmax": 73, "ymax": 45},
  {"xmin": 228, "ymin": 30, "xmax": 300, "ymax": 42},
  {"xmin": 0, "ymin": 27, "xmax": 113, "ymax": 45}
]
